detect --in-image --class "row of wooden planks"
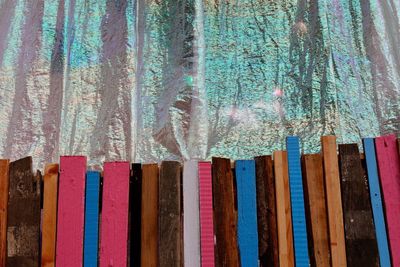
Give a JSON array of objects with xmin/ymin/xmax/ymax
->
[{"xmin": 0, "ymin": 134, "xmax": 399, "ymax": 267}]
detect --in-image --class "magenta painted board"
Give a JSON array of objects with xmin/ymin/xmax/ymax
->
[
  {"xmin": 100, "ymin": 162, "xmax": 130, "ymax": 267},
  {"xmin": 375, "ymin": 134, "xmax": 400, "ymax": 266},
  {"xmin": 56, "ymin": 156, "xmax": 87, "ymax": 267}
]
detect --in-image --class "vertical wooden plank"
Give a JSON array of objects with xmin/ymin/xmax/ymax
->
[
  {"xmin": 159, "ymin": 161, "xmax": 182, "ymax": 267},
  {"xmin": 254, "ymin": 156, "xmax": 279, "ymax": 267},
  {"xmin": 212, "ymin": 157, "xmax": 240, "ymax": 267},
  {"xmin": 83, "ymin": 171, "xmax": 100, "ymax": 267},
  {"xmin": 273, "ymin": 151, "xmax": 294, "ymax": 267},
  {"xmin": 141, "ymin": 164, "xmax": 159, "ymax": 267},
  {"xmin": 198, "ymin": 161, "xmax": 215, "ymax": 267},
  {"xmin": 183, "ymin": 160, "xmax": 201, "ymax": 267},
  {"xmin": 302, "ymin": 154, "xmax": 331, "ymax": 267},
  {"xmin": 321, "ymin": 136, "xmax": 347, "ymax": 267},
  {"xmin": 41, "ymin": 164, "xmax": 59, "ymax": 267},
  {"xmin": 338, "ymin": 144, "xmax": 379, "ymax": 266},
  {"xmin": 375, "ymin": 134, "xmax": 400, "ymax": 266},
  {"xmin": 7, "ymin": 157, "xmax": 41, "ymax": 267},
  {"xmin": 130, "ymin": 163, "xmax": 142, "ymax": 267},
  {"xmin": 286, "ymin": 136, "xmax": 310, "ymax": 266},
  {"xmin": 56, "ymin": 156, "xmax": 86, "ymax": 267},
  {"xmin": 100, "ymin": 162, "xmax": 130, "ymax": 267},
  {"xmin": 0, "ymin": 159, "xmax": 9, "ymax": 267},
  {"xmin": 235, "ymin": 160, "xmax": 259, "ymax": 267},
  {"xmin": 363, "ymin": 138, "xmax": 391, "ymax": 267}
]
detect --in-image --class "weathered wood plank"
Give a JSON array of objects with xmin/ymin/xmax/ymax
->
[
  {"xmin": 212, "ymin": 157, "xmax": 240, "ymax": 267},
  {"xmin": 41, "ymin": 164, "xmax": 59, "ymax": 267},
  {"xmin": 7, "ymin": 157, "xmax": 41, "ymax": 267},
  {"xmin": 141, "ymin": 164, "xmax": 159, "ymax": 267},
  {"xmin": 273, "ymin": 151, "xmax": 294, "ymax": 267},
  {"xmin": 338, "ymin": 144, "xmax": 379, "ymax": 266},
  {"xmin": 159, "ymin": 161, "xmax": 182, "ymax": 267},
  {"xmin": 302, "ymin": 154, "xmax": 331, "ymax": 267},
  {"xmin": 321, "ymin": 136, "xmax": 347, "ymax": 267},
  {"xmin": 129, "ymin": 163, "xmax": 142, "ymax": 267},
  {"xmin": 0, "ymin": 159, "xmax": 9, "ymax": 267},
  {"xmin": 254, "ymin": 156, "xmax": 279, "ymax": 267}
]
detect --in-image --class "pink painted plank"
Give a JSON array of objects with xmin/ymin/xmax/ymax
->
[
  {"xmin": 56, "ymin": 156, "xmax": 87, "ymax": 267},
  {"xmin": 100, "ymin": 162, "xmax": 130, "ymax": 267},
  {"xmin": 375, "ymin": 134, "xmax": 400, "ymax": 266},
  {"xmin": 198, "ymin": 161, "xmax": 215, "ymax": 267}
]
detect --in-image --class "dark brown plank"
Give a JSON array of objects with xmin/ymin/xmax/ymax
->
[
  {"xmin": 0, "ymin": 159, "xmax": 10, "ymax": 267},
  {"xmin": 212, "ymin": 157, "xmax": 240, "ymax": 267},
  {"xmin": 159, "ymin": 161, "xmax": 182, "ymax": 267},
  {"xmin": 338, "ymin": 144, "xmax": 379, "ymax": 266},
  {"xmin": 129, "ymin": 163, "xmax": 142, "ymax": 267},
  {"xmin": 7, "ymin": 157, "xmax": 41, "ymax": 267},
  {"xmin": 254, "ymin": 156, "xmax": 279, "ymax": 267}
]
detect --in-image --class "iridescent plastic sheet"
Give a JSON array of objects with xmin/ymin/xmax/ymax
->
[{"xmin": 0, "ymin": 0, "xmax": 399, "ymax": 169}]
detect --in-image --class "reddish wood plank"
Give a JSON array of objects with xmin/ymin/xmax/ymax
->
[
  {"xmin": 100, "ymin": 162, "xmax": 130, "ymax": 267},
  {"xmin": 0, "ymin": 159, "xmax": 9, "ymax": 267}
]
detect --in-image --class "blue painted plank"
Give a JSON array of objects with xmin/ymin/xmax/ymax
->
[
  {"xmin": 363, "ymin": 138, "xmax": 391, "ymax": 267},
  {"xmin": 286, "ymin": 136, "xmax": 310, "ymax": 267},
  {"xmin": 84, "ymin": 171, "xmax": 101, "ymax": 267},
  {"xmin": 235, "ymin": 160, "xmax": 259, "ymax": 267}
]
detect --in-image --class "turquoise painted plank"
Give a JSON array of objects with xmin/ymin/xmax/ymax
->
[
  {"xmin": 363, "ymin": 138, "xmax": 391, "ymax": 267},
  {"xmin": 286, "ymin": 136, "xmax": 310, "ymax": 267},
  {"xmin": 84, "ymin": 171, "xmax": 101, "ymax": 267},
  {"xmin": 235, "ymin": 160, "xmax": 259, "ymax": 267}
]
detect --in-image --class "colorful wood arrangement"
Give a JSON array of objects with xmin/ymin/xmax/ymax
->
[{"xmin": 0, "ymin": 134, "xmax": 398, "ymax": 266}]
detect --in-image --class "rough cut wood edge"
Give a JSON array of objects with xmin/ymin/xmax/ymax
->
[{"xmin": 0, "ymin": 159, "xmax": 9, "ymax": 267}]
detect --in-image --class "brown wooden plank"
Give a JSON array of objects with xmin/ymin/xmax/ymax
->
[
  {"xmin": 0, "ymin": 159, "xmax": 10, "ymax": 267},
  {"xmin": 338, "ymin": 144, "xmax": 379, "ymax": 266},
  {"xmin": 141, "ymin": 164, "xmax": 159, "ymax": 267},
  {"xmin": 7, "ymin": 157, "xmax": 41, "ymax": 267},
  {"xmin": 159, "ymin": 161, "xmax": 182, "ymax": 267},
  {"xmin": 397, "ymin": 138, "xmax": 400, "ymax": 156},
  {"xmin": 254, "ymin": 156, "xmax": 279, "ymax": 267},
  {"xmin": 212, "ymin": 157, "xmax": 240, "ymax": 267},
  {"xmin": 321, "ymin": 136, "xmax": 347, "ymax": 267},
  {"xmin": 302, "ymin": 154, "xmax": 331, "ymax": 267},
  {"xmin": 41, "ymin": 164, "xmax": 59, "ymax": 267}
]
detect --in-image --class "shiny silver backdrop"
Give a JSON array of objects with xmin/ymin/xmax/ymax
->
[{"xmin": 0, "ymin": 0, "xmax": 399, "ymax": 169}]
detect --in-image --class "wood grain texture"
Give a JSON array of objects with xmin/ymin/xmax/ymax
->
[
  {"xmin": 321, "ymin": 136, "xmax": 347, "ymax": 267},
  {"xmin": 375, "ymin": 134, "xmax": 400, "ymax": 266},
  {"xmin": 0, "ymin": 159, "xmax": 9, "ymax": 267},
  {"xmin": 338, "ymin": 144, "xmax": 379, "ymax": 266},
  {"xmin": 141, "ymin": 164, "xmax": 159, "ymax": 267},
  {"xmin": 7, "ymin": 157, "xmax": 41, "ymax": 267},
  {"xmin": 254, "ymin": 156, "xmax": 279, "ymax": 267},
  {"xmin": 159, "ymin": 161, "xmax": 182, "ymax": 267},
  {"xmin": 301, "ymin": 154, "xmax": 331, "ymax": 267},
  {"xmin": 273, "ymin": 151, "xmax": 294, "ymax": 267},
  {"xmin": 100, "ymin": 162, "xmax": 130, "ymax": 267},
  {"xmin": 56, "ymin": 156, "xmax": 86, "ymax": 267},
  {"xmin": 41, "ymin": 163, "xmax": 59, "ymax": 267},
  {"xmin": 130, "ymin": 163, "xmax": 142, "ymax": 267},
  {"xmin": 212, "ymin": 157, "xmax": 240, "ymax": 267}
]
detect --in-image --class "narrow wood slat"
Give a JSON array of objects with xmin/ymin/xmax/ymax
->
[
  {"xmin": 56, "ymin": 156, "xmax": 86, "ymax": 267},
  {"xmin": 141, "ymin": 164, "xmax": 159, "ymax": 267},
  {"xmin": 0, "ymin": 159, "xmax": 9, "ymax": 267},
  {"xmin": 83, "ymin": 171, "xmax": 100, "ymax": 267},
  {"xmin": 273, "ymin": 151, "xmax": 294, "ymax": 267},
  {"xmin": 100, "ymin": 162, "xmax": 130, "ymax": 267},
  {"xmin": 286, "ymin": 136, "xmax": 310, "ymax": 266},
  {"xmin": 235, "ymin": 160, "xmax": 259, "ymax": 267},
  {"xmin": 212, "ymin": 157, "xmax": 240, "ymax": 267},
  {"xmin": 254, "ymin": 156, "xmax": 279, "ymax": 267},
  {"xmin": 375, "ymin": 134, "xmax": 400, "ymax": 266},
  {"xmin": 130, "ymin": 163, "xmax": 142, "ymax": 267},
  {"xmin": 321, "ymin": 136, "xmax": 347, "ymax": 267},
  {"xmin": 183, "ymin": 160, "xmax": 201, "ymax": 267},
  {"xmin": 159, "ymin": 161, "xmax": 182, "ymax": 267},
  {"xmin": 198, "ymin": 161, "xmax": 215, "ymax": 267},
  {"xmin": 338, "ymin": 144, "xmax": 379, "ymax": 266},
  {"xmin": 363, "ymin": 138, "xmax": 391, "ymax": 267},
  {"xmin": 41, "ymin": 164, "xmax": 59, "ymax": 267},
  {"xmin": 7, "ymin": 157, "xmax": 41, "ymax": 267},
  {"xmin": 302, "ymin": 154, "xmax": 330, "ymax": 267}
]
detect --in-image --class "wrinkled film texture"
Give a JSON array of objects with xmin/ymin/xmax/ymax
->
[{"xmin": 0, "ymin": 0, "xmax": 399, "ymax": 169}]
